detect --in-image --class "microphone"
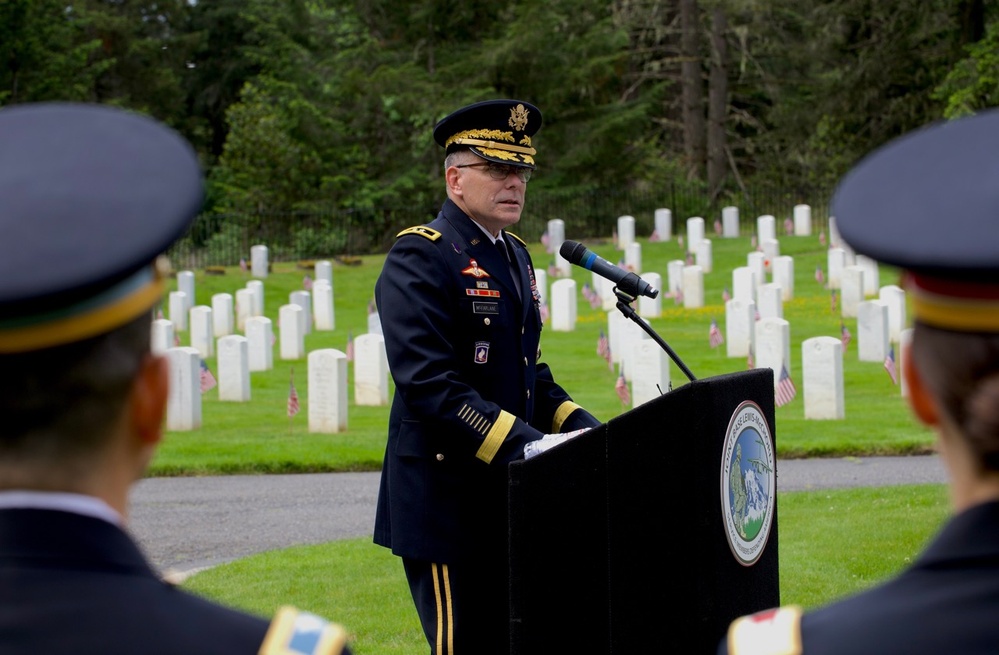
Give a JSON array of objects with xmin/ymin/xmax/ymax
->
[{"xmin": 559, "ymin": 240, "xmax": 659, "ymax": 299}]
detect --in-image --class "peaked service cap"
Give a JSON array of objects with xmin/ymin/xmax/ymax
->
[
  {"xmin": 831, "ymin": 108, "xmax": 999, "ymax": 333},
  {"xmin": 0, "ymin": 103, "xmax": 203, "ymax": 353},
  {"xmin": 433, "ymin": 99, "xmax": 542, "ymax": 168}
]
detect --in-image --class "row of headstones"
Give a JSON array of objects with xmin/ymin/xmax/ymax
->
[
  {"xmin": 168, "ymin": 261, "xmax": 336, "ymax": 336},
  {"xmin": 542, "ymin": 205, "xmax": 817, "ymax": 276},
  {"xmin": 605, "ymin": 307, "xmax": 907, "ymax": 421},
  {"xmin": 164, "ymin": 330, "xmax": 392, "ymax": 432}
]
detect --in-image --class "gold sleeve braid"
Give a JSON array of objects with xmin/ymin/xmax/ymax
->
[
  {"xmin": 552, "ymin": 401, "xmax": 583, "ymax": 433},
  {"xmin": 475, "ymin": 410, "xmax": 517, "ymax": 463}
]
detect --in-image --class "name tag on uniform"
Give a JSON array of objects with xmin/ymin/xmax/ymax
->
[{"xmin": 473, "ymin": 302, "xmax": 499, "ymax": 314}]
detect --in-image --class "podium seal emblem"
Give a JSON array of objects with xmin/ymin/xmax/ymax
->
[{"xmin": 720, "ymin": 400, "xmax": 775, "ymax": 566}]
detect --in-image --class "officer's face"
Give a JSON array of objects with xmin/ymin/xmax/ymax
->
[{"xmin": 447, "ymin": 158, "xmax": 528, "ymax": 236}]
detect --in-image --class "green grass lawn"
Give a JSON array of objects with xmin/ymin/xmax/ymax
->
[
  {"xmin": 155, "ymin": 230, "xmax": 930, "ymax": 476},
  {"xmin": 183, "ymin": 484, "xmax": 951, "ymax": 654}
]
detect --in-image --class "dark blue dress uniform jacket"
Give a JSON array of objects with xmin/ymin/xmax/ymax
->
[
  {"xmin": 0, "ymin": 508, "xmax": 352, "ymax": 654},
  {"xmin": 0, "ymin": 508, "xmax": 268, "ymax": 653},
  {"xmin": 720, "ymin": 500, "xmax": 999, "ymax": 655},
  {"xmin": 373, "ymin": 199, "xmax": 600, "ymax": 564}
]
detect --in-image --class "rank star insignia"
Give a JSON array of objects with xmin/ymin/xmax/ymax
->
[{"xmin": 461, "ymin": 259, "xmax": 491, "ymax": 278}]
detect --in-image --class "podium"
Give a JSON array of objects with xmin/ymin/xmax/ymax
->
[{"xmin": 508, "ymin": 368, "xmax": 780, "ymax": 654}]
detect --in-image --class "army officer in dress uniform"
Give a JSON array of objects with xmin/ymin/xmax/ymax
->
[
  {"xmin": 0, "ymin": 103, "xmax": 351, "ymax": 655},
  {"xmin": 373, "ymin": 99, "xmax": 602, "ymax": 655},
  {"xmin": 720, "ymin": 109, "xmax": 999, "ymax": 655}
]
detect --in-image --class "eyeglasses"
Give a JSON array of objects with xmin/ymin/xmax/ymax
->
[{"xmin": 456, "ymin": 162, "xmax": 532, "ymax": 183}]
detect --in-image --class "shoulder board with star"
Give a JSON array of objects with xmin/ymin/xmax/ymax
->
[
  {"xmin": 260, "ymin": 606, "xmax": 349, "ymax": 655},
  {"xmin": 396, "ymin": 226, "xmax": 442, "ymax": 241},
  {"xmin": 725, "ymin": 605, "xmax": 803, "ymax": 655},
  {"xmin": 506, "ymin": 231, "xmax": 527, "ymax": 247}
]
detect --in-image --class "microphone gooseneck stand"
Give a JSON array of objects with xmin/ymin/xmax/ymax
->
[{"xmin": 614, "ymin": 287, "xmax": 697, "ymax": 383}]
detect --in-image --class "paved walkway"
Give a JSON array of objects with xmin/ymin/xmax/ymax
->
[{"xmin": 128, "ymin": 455, "xmax": 948, "ymax": 577}]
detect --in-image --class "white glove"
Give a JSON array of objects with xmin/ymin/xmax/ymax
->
[{"xmin": 523, "ymin": 428, "xmax": 591, "ymax": 460}]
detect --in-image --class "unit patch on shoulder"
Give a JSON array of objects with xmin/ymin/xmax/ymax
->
[
  {"xmin": 260, "ymin": 606, "xmax": 349, "ymax": 655},
  {"xmin": 396, "ymin": 225, "xmax": 442, "ymax": 241}
]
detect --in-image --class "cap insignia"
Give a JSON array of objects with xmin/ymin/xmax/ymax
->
[{"xmin": 509, "ymin": 104, "xmax": 530, "ymax": 131}]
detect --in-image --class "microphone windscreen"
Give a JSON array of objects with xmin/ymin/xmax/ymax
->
[{"xmin": 559, "ymin": 240, "xmax": 586, "ymax": 264}]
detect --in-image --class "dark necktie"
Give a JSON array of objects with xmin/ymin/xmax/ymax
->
[{"xmin": 495, "ymin": 237, "xmax": 521, "ymax": 296}]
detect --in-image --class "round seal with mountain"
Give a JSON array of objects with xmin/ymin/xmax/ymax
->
[{"xmin": 720, "ymin": 400, "xmax": 776, "ymax": 566}]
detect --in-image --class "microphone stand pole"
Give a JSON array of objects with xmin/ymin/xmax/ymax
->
[{"xmin": 614, "ymin": 287, "xmax": 697, "ymax": 383}]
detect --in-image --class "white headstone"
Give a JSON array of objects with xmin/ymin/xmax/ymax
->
[
  {"xmin": 900, "ymin": 328, "xmax": 913, "ymax": 398},
  {"xmin": 631, "ymin": 340, "xmax": 670, "ymax": 406},
  {"xmin": 841, "ymin": 266, "xmax": 865, "ymax": 319},
  {"xmin": 166, "ymin": 347, "xmax": 201, "ymax": 431},
  {"xmin": 315, "ymin": 260, "xmax": 333, "ymax": 286},
  {"xmin": 624, "ymin": 241, "xmax": 642, "ymax": 273},
  {"xmin": 761, "ymin": 239, "xmax": 780, "ymax": 272},
  {"xmin": 290, "ymin": 291, "xmax": 312, "ymax": 335},
  {"xmin": 654, "ymin": 208, "xmax": 673, "ymax": 241},
  {"xmin": 732, "ymin": 266, "xmax": 757, "ymax": 302},
  {"xmin": 726, "ymin": 298, "xmax": 756, "ymax": 358},
  {"xmin": 686, "ymin": 217, "xmax": 704, "ymax": 254},
  {"xmin": 169, "ymin": 291, "xmax": 188, "ymax": 331},
  {"xmin": 608, "ymin": 311, "xmax": 625, "ymax": 365},
  {"xmin": 802, "ymin": 336, "xmax": 844, "ymax": 420},
  {"xmin": 827, "ymin": 248, "xmax": 846, "ymax": 290},
  {"xmin": 308, "ymin": 348, "xmax": 348, "ymax": 433},
  {"xmin": 548, "ymin": 219, "xmax": 571, "ymax": 277},
  {"xmin": 793, "ymin": 204, "xmax": 812, "ymax": 236},
  {"xmin": 189, "ymin": 305, "xmax": 214, "ymax": 359},
  {"xmin": 245, "ymin": 280, "xmax": 264, "ymax": 317},
  {"xmin": 756, "ymin": 317, "xmax": 792, "ymax": 388},
  {"xmin": 245, "ymin": 316, "xmax": 274, "ymax": 372},
  {"xmin": 212, "ymin": 293, "xmax": 234, "ymax": 337},
  {"xmin": 534, "ymin": 268, "xmax": 548, "ymax": 305},
  {"xmin": 217, "ymin": 335, "xmax": 251, "ymax": 402},
  {"xmin": 597, "ymin": 273, "xmax": 616, "ymax": 311},
  {"xmin": 313, "ymin": 280, "xmax": 335, "ymax": 331},
  {"xmin": 722, "ymin": 206, "xmax": 739, "ymax": 238},
  {"xmin": 829, "ymin": 216, "xmax": 842, "ymax": 249},
  {"xmin": 354, "ymin": 333, "xmax": 389, "ymax": 406},
  {"xmin": 856, "ymin": 254, "xmax": 880, "ymax": 297},
  {"xmin": 235, "ymin": 288, "xmax": 253, "ymax": 332},
  {"xmin": 617, "ymin": 215, "xmax": 636, "ymax": 251},
  {"xmin": 757, "ymin": 215, "xmax": 776, "ymax": 243},
  {"xmin": 667, "ymin": 260, "xmax": 685, "ymax": 299},
  {"xmin": 621, "ymin": 317, "xmax": 650, "ymax": 382},
  {"xmin": 367, "ymin": 311, "xmax": 383, "ymax": 336},
  {"xmin": 250, "ymin": 244, "xmax": 269, "ymax": 278},
  {"xmin": 758, "ymin": 284, "xmax": 783, "ymax": 320},
  {"xmin": 550, "ymin": 279, "xmax": 578, "ymax": 332},
  {"xmin": 878, "ymin": 285, "xmax": 906, "ymax": 343},
  {"xmin": 747, "ymin": 252, "xmax": 767, "ymax": 290},
  {"xmin": 638, "ymin": 272, "xmax": 663, "ymax": 319},
  {"xmin": 279, "ymin": 304, "xmax": 305, "ymax": 360},
  {"xmin": 857, "ymin": 300, "xmax": 889, "ymax": 363},
  {"xmin": 151, "ymin": 319, "xmax": 174, "ymax": 356},
  {"xmin": 696, "ymin": 238, "xmax": 713, "ymax": 274},
  {"xmin": 177, "ymin": 271, "xmax": 195, "ymax": 313},
  {"xmin": 682, "ymin": 265, "xmax": 704, "ymax": 308},
  {"xmin": 773, "ymin": 256, "xmax": 794, "ymax": 301}
]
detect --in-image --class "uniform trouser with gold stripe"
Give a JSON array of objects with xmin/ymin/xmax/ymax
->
[{"xmin": 403, "ymin": 557, "xmax": 509, "ymax": 655}]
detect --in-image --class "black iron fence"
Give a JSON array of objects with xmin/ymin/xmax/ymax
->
[{"xmin": 166, "ymin": 179, "xmax": 832, "ymax": 269}]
